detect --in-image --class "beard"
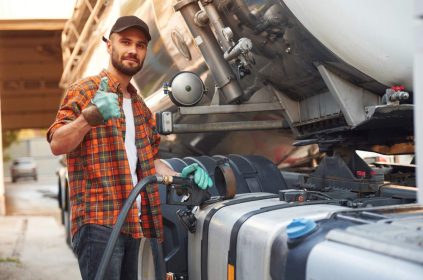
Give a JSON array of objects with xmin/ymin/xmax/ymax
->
[{"xmin": 111, "ymin": 50, "xmax": 144, "ymax": 76}]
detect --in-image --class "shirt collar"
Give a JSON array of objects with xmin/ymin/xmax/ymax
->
[{"xmin": 100, "ymin": 69, "xmax": 138, "ymax": 96}]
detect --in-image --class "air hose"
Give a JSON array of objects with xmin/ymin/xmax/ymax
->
[{"xmin": 94, "ymin": 174, "xmax": 190, "ymax": 280}]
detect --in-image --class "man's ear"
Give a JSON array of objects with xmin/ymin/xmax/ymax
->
[{"xmin": 106, "ymin": 40, "xmax": 112, "ymax": 54}]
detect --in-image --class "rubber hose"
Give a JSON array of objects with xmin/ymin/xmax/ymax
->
[{"xmin": 94, "ymin": 175, "xmax": 158, "ymax": 280}]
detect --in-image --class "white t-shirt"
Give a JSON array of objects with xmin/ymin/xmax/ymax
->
[{"xmin": 122, "ymin": 97, "xmax": 141, "ymax": 212}]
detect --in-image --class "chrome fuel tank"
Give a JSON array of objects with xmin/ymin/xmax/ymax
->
[{"xmin": 188, "ymin": 193, "xmax": 346, "ymax": 280}]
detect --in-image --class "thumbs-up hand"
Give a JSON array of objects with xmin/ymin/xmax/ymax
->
[
  {"xmin": 92, "ymin": 77, "xmax": 120, "ymax": 120},
  {"xmin": 82, "ymin": 77, "xmax": 120, "ymax": 126}
]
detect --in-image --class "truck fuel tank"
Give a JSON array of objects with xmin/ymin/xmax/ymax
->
[{"xmin": 188, "ymin": 194, "xmax": 345, "ymax": 280}]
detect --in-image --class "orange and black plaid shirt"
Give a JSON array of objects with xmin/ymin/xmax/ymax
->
[{"xmin": 47, "ymin": 70, "xmax": 163, "ymax": 240}]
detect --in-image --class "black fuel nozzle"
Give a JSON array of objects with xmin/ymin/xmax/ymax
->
[
  {"xmin": 165, "ymin": 175, "xmax": 211, "ymax": 207},
  {"xmin": 162, "ymin": 160, "xmax": 236, "ymax": 207}
]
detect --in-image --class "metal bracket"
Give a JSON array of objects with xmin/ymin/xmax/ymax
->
[
  {"xmin": 269, "ymin": 86, "xmax": 300, "ymax": 135},
  {"xmin": 156, "ymin": 110, "xmax": 285, "ymax": 134},
  {"xmin": 172, "ymin": 120, "xmax": 284, "ymax": 133},
  {"xmin": 179, "ymin": 102, "xmax": 282, "ymax": 115},
  {"xmin": 316, "ymin": 64, "xmax": 380, "ymax": 127},
  {"xmin": 210, "ymin": 86, "xmax": 221, "ymax": 105}
]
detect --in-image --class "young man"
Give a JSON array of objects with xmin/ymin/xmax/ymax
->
[{"xmin": 48, "ymin": 16, "xmax": 212, "ymax": 279}]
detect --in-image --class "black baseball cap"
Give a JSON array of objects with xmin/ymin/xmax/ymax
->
[{"xmin": 102, "ymin": 15, "xmax": 151, "ymax": 42}]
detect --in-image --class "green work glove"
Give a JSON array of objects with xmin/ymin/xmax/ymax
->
[
  {"xmin": 181, "ymin": 163, "xmax": 213, "ymax": 190},
  {"xmin": 82, "ymin": 77, "xmax": 120, "ymax": 126}
]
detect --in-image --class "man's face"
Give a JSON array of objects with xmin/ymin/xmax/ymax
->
[{"xmin": 108, "ymin": 27, "xmax": 148, "ymax": 77}]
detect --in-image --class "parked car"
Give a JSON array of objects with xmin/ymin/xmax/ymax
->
[
  {"xmin": 56, "ymin": 156, "xmax": 71, "ymax": 246},
  {"xmin": 10, "ymin": 157, "xmax": 37, "ymax": 183}
]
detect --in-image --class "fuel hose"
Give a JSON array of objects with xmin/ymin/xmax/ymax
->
[{"xmin": 94, "ymin": 175, "xmax": 191, "ymax": 280}]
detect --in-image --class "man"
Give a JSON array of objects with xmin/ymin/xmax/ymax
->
[{"xmin": 48, "ymin": 16, "xmax": 212, "ymax": 280}]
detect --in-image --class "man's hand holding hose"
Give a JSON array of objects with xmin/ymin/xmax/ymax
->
[{"xmin": 82, "ymin": 77, "xmax": 120, "ymax": 126}]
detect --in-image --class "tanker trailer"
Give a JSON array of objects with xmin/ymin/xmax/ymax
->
[
  {"xmin": 59, "ymin": 0, "xmax": 420, "ymax": 279},
  {"xmin": 148, "ymin": 0, "xmax": 414, "ymax": 160}
]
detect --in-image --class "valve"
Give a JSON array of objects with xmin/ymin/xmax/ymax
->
[{"xmin": 382, "ymin": 85, "xmax": 410, "ymax": 105}]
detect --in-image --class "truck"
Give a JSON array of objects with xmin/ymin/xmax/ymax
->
[{"xmin": 57, "ymin": 0, "xmax": 422, "ymax": 279}]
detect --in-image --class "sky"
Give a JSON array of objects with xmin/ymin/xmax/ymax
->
[{"xmin": 0, "ymin": 0, "xmax": 77, "ymax": 19}]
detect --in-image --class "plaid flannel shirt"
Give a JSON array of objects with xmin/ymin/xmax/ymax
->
[{"xmin": 47, "ymin": 70, "xmax": 163, "ymax": 240}]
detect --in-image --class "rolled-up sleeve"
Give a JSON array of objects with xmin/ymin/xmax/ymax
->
[{"xmin": 46, "ymin": 84, "xmax": 89, "ymax": 142}]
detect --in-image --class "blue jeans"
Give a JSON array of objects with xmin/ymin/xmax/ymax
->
[{"xmin": 72, "ymin": 224, "xmax": 140, "ymax": 280}]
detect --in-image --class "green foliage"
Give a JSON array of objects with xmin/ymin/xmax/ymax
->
[
  {"xmin": 0, "ymin": 257, "xmax": 20, "ymax": 264},
  {"xmin": 2, "ymin": 130, "xmax": 19, "ymax": 161}
]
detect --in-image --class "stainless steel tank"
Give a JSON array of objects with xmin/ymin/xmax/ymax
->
[
  {"xmin": 138, "ymin": 0, "xmax": 413, "ymax": 99},
  {"xmin": 130, "ymin": 0, "xmax": 413, "ymax": 159},
  {"xmin": 188, "ymin": 193, "xmax": 346, "ymax": 279}
]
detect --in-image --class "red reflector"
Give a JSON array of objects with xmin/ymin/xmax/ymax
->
[
  {"xmin": 391, "ymin": 85, "xmax": 405, "ymax": 91},
  {"xmin": 356, "ymin": 171, "xmax": 366, "ymax": 177}
]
